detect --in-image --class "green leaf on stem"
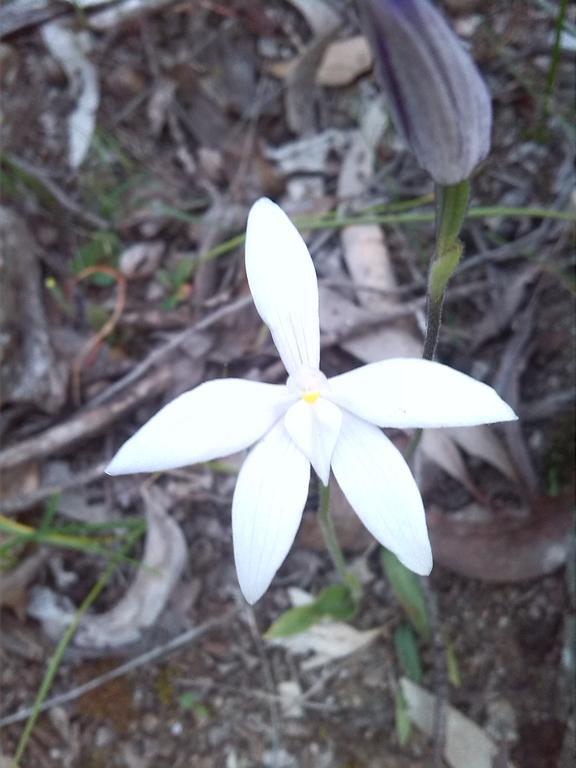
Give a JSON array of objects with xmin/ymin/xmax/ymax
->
[
  {"xmin": 265, "ymin": 583, "xmax": 356, "ymax": 639},
  {"xmin": 394, "ymin": 623, "xmax": 423, "ymax": 683},
  {"xmin": 381, "ymin": 549, "xmax": 430, "ymax": 641},
  {"xmin": 429, "ymin": 239, "xmax": 463, "ymax": 303}
]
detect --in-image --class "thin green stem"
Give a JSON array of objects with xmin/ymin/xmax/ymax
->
[
  {"xmin": 14, "ymin": 529, "xmax": 143, "ymax": 765},
  {"xmin": 543, "ymin": 0, "xmax": 569, "ymax": 123},
  {"xmin": 422, "ymin": 297, "xmax": 443, "ymax": 362},
  {"xmin": 318, "ymin": 484, "xmax": 349, "ymax": 586},
  {"xmin": 191, "ymin": 204, "xmax": 575, "ymax": 267}
]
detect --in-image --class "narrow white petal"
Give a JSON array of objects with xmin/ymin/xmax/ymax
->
[
  {"xmin": 245, "ymin": 198, "xmax": 320, "ymax": 374},
  {"xmin": 283, "ymin": 398, "xmax": 342, "ymax": 486},
  {"xmin": 232, "ymin": 422, "xmax": 310, "ymax": 604},
  {"xmin": 328, "ymin": 359, "xmax": 517, "ymax": 429},
  {"xmin": 331, "ymin": 412, "xmax": 432, "ymax": 575},
  {"xmin": 106, "ymin": 379, "xmax": 293, "ymax": 475}
]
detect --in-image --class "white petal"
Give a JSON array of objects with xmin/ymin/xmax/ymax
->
[
  {"xmin": 106, "ymin": 379, "xmax": 293, "ymax": 475},
  {"xmin": 331, "ymin": 412, "xmax": 432, "ymax": 575},
  {"xmin": 232, "ymin": 421, "xmax": 310, "ymax": 603},
  {"xmin": 245, "ymin": 198, "xmax": 320, "ymax": 374},
  {"xmin": 283, "ymin": 398, "xmax": 342, "ymax": 485},
  {"xmin": 328, "ymin": 359, "xmax": 517, "ymax": 429}
]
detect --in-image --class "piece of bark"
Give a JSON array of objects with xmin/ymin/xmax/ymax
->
[{"xmin": 0, "ymin": 207, "xmax": 68, "ymax": 412}]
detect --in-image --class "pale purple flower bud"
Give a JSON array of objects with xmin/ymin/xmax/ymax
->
[{"xmin": 362, "ymin": 0, "xmax": 492, "ymax": 185}]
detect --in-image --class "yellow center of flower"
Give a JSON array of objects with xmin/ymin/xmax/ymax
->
[{"xmin": 302, "ymin": 391, "xmax": 320, "ymax": 404}]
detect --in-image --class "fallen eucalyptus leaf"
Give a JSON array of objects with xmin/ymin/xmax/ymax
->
[
  {"xmin": 42, "ymin": 21, "xmax": 99, "ymax": 169},
  {"xmin": 75, "ymin": 489, "xmax": 187, "ymax": 647},
  {"xmin": 446, "ymin": 425, "xmax": 518, "ymax": 483},
  {"xmin": 400, "ymin": 677, "xmax": 516, "ymax": 768},
  {"xmin": 427, "ymin": 499, "xmax": 571, "ymax": 582},
  {"xmin": 28, "ymin": 489, "xmax": 187, "ymax": 647},
  {"xmin": 316, "ymin": 35, "xmax": 373, "ymax": 87}
]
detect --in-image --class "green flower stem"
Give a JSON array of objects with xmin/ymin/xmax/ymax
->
[
  {"xmin": 318, "ymin": 484, "xmax": 361, "ymax": 602},
  {"xmin": 423, "ymin": 180, "xmax": 470, "ymax": 361}
]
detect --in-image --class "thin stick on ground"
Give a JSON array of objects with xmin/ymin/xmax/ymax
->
[{"xmin": 0, "ymin": 613, "xmax": 237, "ymax": 730}]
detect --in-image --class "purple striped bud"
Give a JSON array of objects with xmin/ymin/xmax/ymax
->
[{"xmin": 362, "ymin": 0, "xmax": 492, "ymax": 185}]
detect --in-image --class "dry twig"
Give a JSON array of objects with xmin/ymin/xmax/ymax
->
[{"xmin": 0, "ymin": 367, "xmax": 173, "ymax": 472}]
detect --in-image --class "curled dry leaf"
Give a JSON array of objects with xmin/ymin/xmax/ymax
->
[
  {"xmin": 270, "ymin": 0, "xmax": 341, "ymax": 135},
  {"xmin": 285, "ymin": 29, "xmax": 338, "ymax": 135},
  {"xmin": 267, "ymin": 36, "xmax": 372, "ymax": 88},
  {"xmin": 28, "ymin": 489, "xmax": 187, "ymax": 647},
  {"xmin": 427, "ymin": 498, "xmax": 572, "ymax": 582},
  {"xmin": 75, "ymin": 489, "xmax": 187, "ymax": 647},
  {"xmin": 42, "ymin": 21, "xmax": 99, "ymax": 169},
  {"xmin": 445, "ymin": 425, "xmax": 518, "ymax": 483},
  {"xmin": 400, "ymin": 677, "xmax": 516, "ymax": 768},
  {"xmin": 419, "ymin": 429, "xmax": 478, "ymax": 496}
]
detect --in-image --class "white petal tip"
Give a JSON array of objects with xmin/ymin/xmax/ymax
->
[
  {"xmin": 104, "ymin": 458, "xmax": 123, "ymax": 476},
  {"xmin": 239, "ymin": 581, "xmax": 264, "ymax": 605},
  {"xmin": 499, "ymin": 404, "xmax": 519, "ymax": 422},
  {"xmin": 104, "ymin": 448, "xmax": 140, "ymax": 476},
  {"xmin": 393, "ymin": 535, "xmax": 433, "ymax": 577},
  {"xmin": 399, "ymin": 552, "xmax": 433, "ymax": 577}
]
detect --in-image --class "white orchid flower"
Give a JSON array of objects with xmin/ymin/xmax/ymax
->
[{"xmin": 107, "ymin": 198, "xmax": 517, "ymax": 604}]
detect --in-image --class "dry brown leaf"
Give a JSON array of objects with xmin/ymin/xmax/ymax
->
[
  {"xmin": 285, "ymin": 30, "xmax": 338, "ymax": 135},
  {"xmin": 316, "ymin": 36, "xmax": 373, "ymax": 87},
  {"xmin": 340, "ymin": 226, "xmax": 398, "ymax": 312},
  {"xmin": 266, "ymin": 36, "xmax": 372, "ymax": 88},
  {"xmin": 42, "ymin": 21, "xmax": 99, "ymax": 169},
  {"xmin": 420, "ymin": 430, "xmax": 477, "ymax": 494},
  {"xmin": 446, "ymin": 425, "xmax": 518, "ymax": 483},
  {"xmin": 401, "ymin": 678, "xmax": 516, "ymax": 768},
  {"xmin": 428, "ymin": 498, "xmax": 571, "ymax": 582},
  {"xmin": 28, "ymin": 489, "xmax": 187, "ymax": 647}
]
